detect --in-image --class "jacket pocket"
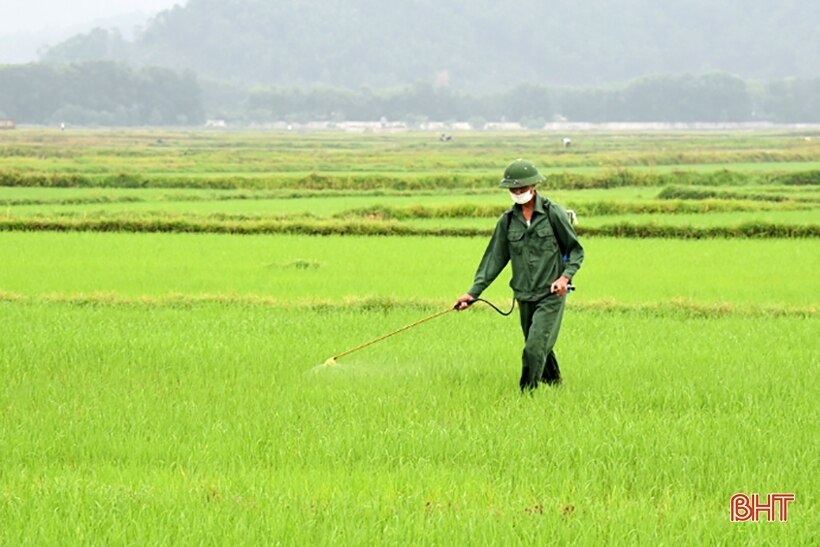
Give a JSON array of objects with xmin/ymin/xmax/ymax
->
[
  {"xmin": 533, "ymin": 225, "xmax": 557, "ymax": 254},
  {"xmin": 507, "ymin": 228, "xmax": 525, "ymax": 255}
]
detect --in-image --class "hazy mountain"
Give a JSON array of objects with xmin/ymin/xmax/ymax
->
[
  {"xmin": 0, "ymin": 11, "xmax": 154, "ymax": 64},
  {"xmin": 41, "ymin": 0, "xmax": 820, "ymax": 90}
]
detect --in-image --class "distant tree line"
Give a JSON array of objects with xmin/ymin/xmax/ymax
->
[
  {"xmin": 0, "ymin": 62, "xmax": 204, "ymax": 125},
  {"xmin": 239, "ymin": 73, "xmax": 820, "ymax": 125},
  {"xmin": 1, "ymin": 63, "xmax": 818, "ymax": 126}
]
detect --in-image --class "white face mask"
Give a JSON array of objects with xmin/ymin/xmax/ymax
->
[{"xmin": 509, "ymin": 189, "xmax": 534, "ymax": 205}]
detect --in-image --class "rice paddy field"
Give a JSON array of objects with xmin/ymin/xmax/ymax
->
[{"xmin": 0, "ymin": 129, "xmax": 818, "ymax": 544}]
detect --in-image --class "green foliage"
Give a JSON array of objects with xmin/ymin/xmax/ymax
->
[
  {"xmin": 618, "ymin": 73, "xmax": 752, "ymax": 122},
  {"xmin": 40, "ymin": 28, "xmax": 131, "ymax": 64},
  {"xmin": 657, "ymin": 185, "xmax": 797, "ymax": 202},
  {"xmin": 777, "ymin": 169, "xmax": 820, "ymax": 185},
  {"xmin": 755, "ymin": 77, "xmax": 820, "ymax": 123},
  {"xmin": 0, "ymin": 62, "xmax": 205, "ymax": 125}
]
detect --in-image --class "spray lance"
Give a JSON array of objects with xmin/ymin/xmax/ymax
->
[{"xmin": 322, "ymin": 284, "xmax": 575, "ymax": 366}]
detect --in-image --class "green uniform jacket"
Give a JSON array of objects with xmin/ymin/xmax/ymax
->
[{"xmin": 468, "ymin": 194, "xmax": 584, "ymax": 301}]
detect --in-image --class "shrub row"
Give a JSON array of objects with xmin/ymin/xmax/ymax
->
[
  {"xmin": 336, "ymin": 204, "xmax": 506, "ymax": 220},
  {"xmin": 0, "ymin": 172, "xmax": 249, "ymax": 189},
  {"xmin": 1, "ymin": 168, "xmax": 817, "ymax": 191},
  {"xmin": 336, "ymin": 199, "xmax": 804, "ymax": 220},
  {"xmin": 575, "ymin": 200, "xmax": 806, "ymax": 214},
  {"xmin": 579, "ymin": 221, "xmax": 819, "ymax": 239},
  {"xmin": 0, "ymin": 195, "xmax": 146, "ymax": 207},
  {"xmin": 656, "ymin": 185, "xmax": 818, "ymax": 203},
  {"xmin": 543, "ymin": 169, "xmax": 820, "ymax": 190},
  {"xmin": 0, "ymin": 189, "xmax": 459, "ymax": 207},
  {"xmin": 0, "ymin": 217, "xmax": 816, "ymax": 239}
]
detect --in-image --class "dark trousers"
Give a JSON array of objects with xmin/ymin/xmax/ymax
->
[{"xmin": 518, "ymin": 295, "xmax": 565, "ymax": 390}]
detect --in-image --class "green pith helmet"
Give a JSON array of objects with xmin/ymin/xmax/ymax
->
[{"xmin": 499, "ymin": 159, "xmax": 545, "ymax": 188}]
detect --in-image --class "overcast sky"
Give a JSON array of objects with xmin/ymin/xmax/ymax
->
[{"xmin": 0, "ymin": 0, "xmax": 184, "ymax": 33}]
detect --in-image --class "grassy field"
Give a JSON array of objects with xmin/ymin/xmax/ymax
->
[
  {"xmin": 2, "ymin": 130, "xmax": 818, "ymax": 173},
  {"xmin": 2, "ymin": 129, "xmax": 818, "ymax": 236},
  {"xmin": 1, "ymin": 303, "xmax": 816, "ymax": 544},
  {"xmin": 0, "ymin": 232, "xmax": 817, "ymax": 308},
  {"xmin": 0, "ymin": 130, "xmax": 818, "ymax": 544}
]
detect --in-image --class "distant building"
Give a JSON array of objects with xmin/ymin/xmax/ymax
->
[
  {"xmin": 421, "ymin": 122, "xmax": 447, "ymax": 131},
  {"xmin": 305, "ymin": 121, "xmax": 333, "ymax": 130},
  {"xmin": 0, "ymin": 119, "xmax": 15, "ymax": 130},
  {"xmin": 421, "ymin": 122, "xmax": 473, "ymax": 131},
  {"xmin": 484, "ymin": 122, "xmax": 524, "ymax": 131},
  {"xmin": 336, "ymin": 121, "xmax": 407, "ymax": 133},
  {"xmin": 205, "ymin": 119, "xmax": 227, "ymax": 128}
]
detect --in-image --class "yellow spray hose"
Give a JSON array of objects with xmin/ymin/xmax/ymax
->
[
  {"xmin": 322, "ymin": 286, "xmax": 574, "ymax": 366},
  {"xmin": 324, "ymin": 307, "xmax": 456, "ymax": 365}
]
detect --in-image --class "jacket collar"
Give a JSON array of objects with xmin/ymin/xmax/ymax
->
[{"xmin": 532, "ymin": 192, "xmax": 549, "ymax": 215}]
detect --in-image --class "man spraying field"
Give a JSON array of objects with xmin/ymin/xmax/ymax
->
[{"xmin": 454, "ymin": 159, "xmax": 584, "ymax": 390}]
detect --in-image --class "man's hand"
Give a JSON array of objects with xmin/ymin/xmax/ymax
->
[
  {"xmin": 550, "ymin": 276, "xmax": 570, "ymax": 297},
  {"xmin": 454, "ymin": 293, "xmax": 475, "ymax": 311}
]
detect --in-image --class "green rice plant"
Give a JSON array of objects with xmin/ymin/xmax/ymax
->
[{"xmin": 0, "ymin": 301, "xmax": 816, "ymax": 544}]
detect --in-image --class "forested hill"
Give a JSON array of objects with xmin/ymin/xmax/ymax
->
[{"xmin": 43, "ymin": 0, "xmax": 819, "ymax": 90}]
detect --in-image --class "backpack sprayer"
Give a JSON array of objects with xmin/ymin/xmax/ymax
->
[{"xmin": 322, "ymin": 285, "xmax": 575, "ymax": 366}]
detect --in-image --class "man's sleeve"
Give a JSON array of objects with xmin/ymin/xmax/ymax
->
[
  {"xmin": 468, "ymin": 215, "xmax": 511, "ymax": 298},
  {"xmin": 551, "ymin": 205, "xmax": 584, "ymax": 280}
]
